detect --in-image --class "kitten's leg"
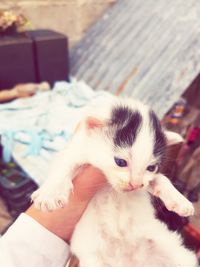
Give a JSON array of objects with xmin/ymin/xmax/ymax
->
[
  {"xmin": 31, "ymin": 144, "xmax": 84, "ymax": 212},
  {"xmin": 148, "ymin": 174, "xmax": 194, "ymax": 217}
]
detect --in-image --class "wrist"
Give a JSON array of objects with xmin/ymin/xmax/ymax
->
[{"xmin": 26, "ymin": 197, "xmax": 89, "ymax": 243}]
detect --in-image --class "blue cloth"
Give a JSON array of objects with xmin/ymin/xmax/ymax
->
[{"xmin": 0, "ymin": 80, "xmax": 112, "ymax": 184}]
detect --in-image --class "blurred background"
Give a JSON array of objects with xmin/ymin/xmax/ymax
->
[
  {"xmin": 0, "ymin": 0, "xmax": 200, "ymax": 265},
  {"xmin": 0, "ymin": 0, "xmax": 114, "ymax": 47}
]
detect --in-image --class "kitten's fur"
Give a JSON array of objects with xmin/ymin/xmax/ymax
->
[{"xmin": 32, "ymin": 97, "xmax": 198, "ymax": 267}]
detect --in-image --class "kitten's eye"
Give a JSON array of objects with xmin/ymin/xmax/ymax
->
[
  {"xmin": 146, "ymin": 164, "xmax": 158, "ymax": 172},
  {"xmin": 114, "ymin": 157, "xmax": 127, "ymax": 167}
]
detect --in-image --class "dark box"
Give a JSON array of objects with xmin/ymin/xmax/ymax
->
[
  {"xmin": 26, "ymin": 29, "xmax": 69, "ymax": 86},
  {"xmin": 0, "ymin": 34, "xmax": 36, "ymax": 90},
  {"xmin": 0, "ymin": 30, "xmax": 69, "ymax": 90}
]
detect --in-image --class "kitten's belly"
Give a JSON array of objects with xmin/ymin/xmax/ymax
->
[
  {"xmin": 71, "ymin": 188, "xmax": 197, "ymax": 267},
  {"xmin": 70, "ymin": 187, "xmax": 156, "ymax": 265}
]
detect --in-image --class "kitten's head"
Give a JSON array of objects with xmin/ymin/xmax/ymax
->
[{"xmin": 85, "ymin": 99, "xmax": 183, "ymax": 192}]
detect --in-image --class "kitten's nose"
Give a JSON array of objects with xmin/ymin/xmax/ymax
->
[
  {"xmin": 124, "ymin": 182, "xmax": 143, "ymax": 192},
  {"xmin": 131, "ymin": 183, "xmax": 143, "ymax": 190}
]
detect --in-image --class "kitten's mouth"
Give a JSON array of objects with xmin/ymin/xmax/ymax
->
[{"xmin": 123, "ymin": 187, "xmax": 135, "ymax": 192}]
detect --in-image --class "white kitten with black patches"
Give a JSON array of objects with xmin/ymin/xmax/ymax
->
[{"xmin": 32, "ymin": 97, "xmax": 198, "ymax": 267}]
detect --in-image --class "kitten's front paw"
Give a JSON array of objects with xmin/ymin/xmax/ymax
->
[
  {"xmin": 31, "ymin": 182, "xmax": 73, "ymax": 212},
  {"xmin": 165, "ymin": 195, "xmax": 194, "ymax": 217}
]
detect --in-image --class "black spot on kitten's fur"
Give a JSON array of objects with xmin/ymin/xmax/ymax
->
[
  {"xmin": 149, "ymin": 110, "xmax": 166, "ymax": 158},
  {"xmin": 110, "ymin": 106, "xmax": 142, "ymax": 147}
]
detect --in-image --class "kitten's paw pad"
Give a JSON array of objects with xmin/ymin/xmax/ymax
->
[
  {"xmin": 31, "ymin": 187, "xmax": 70, "ymax": 212},
  {"xmin": 166, "ymin": 197, "xmax": 194, "ymax": 217}
]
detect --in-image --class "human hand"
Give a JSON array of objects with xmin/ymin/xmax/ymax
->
[
  {"xmin": 26, "ymin": 165, "xmax": 107, "ymax": 242},
  {"xmin": 72, "ymin": 164, "xmax": 107, "ymax": 202}
]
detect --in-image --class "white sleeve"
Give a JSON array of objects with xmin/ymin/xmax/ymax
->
[{"xmin": 0, "ymin": 213, "xmax": 70, "ymax": 267}]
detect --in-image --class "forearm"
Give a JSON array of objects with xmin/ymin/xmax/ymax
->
[
  {"xmin": 0, "ymin": 213, "xmax": 70, "ymax": 267},
  {"xmin": 0, "ymin": 89, "xmax": 18, "ymax": 102},
  {"xmin": 0, "ymin": 165, "xmax": 106, "ymax": 267}
]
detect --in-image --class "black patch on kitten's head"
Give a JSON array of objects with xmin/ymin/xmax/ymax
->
[
  {"xmin": 110, "ymin": 106, "xmax": 142, "ymax": 147},
  {"xmin": 149, "ymin": 110, "xmax": 166, "ymax": 159}
]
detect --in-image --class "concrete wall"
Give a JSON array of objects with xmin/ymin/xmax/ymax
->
[{"xmin": 0, "ymin": 0, "xmax": 115, "ymax": 47}]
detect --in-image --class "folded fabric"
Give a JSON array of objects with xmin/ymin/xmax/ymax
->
[{"xmin": 0, "ymin": 79, "xmax": 112, "ymax": 185}]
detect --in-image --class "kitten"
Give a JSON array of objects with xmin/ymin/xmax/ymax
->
[{"xmin": 32, "ymin": 97, "xmax": 198, "ymax": 267}]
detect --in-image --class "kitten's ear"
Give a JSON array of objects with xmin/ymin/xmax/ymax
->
[
  {"xmin": 164, "ymin": 130, "xmax": 184, "ymax": 146},
  {"xmin": 85, "ymin": 117, "xmax": 104, "ymax": 130}
]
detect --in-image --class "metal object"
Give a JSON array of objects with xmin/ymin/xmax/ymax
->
[{"xmin": 71, "ymin": 0, "xmax": 200, "ymax": 118}]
